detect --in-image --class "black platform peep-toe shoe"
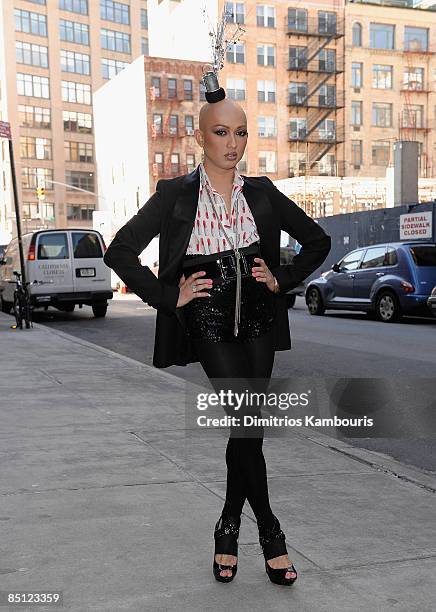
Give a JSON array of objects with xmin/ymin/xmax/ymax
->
[
  {"xmin": 213, "ymin": 514, "xmax": 240, "ymax": 583},
  {"xmin": 258, "ymin": 515, "xmax": 298, "ymax": 586}
]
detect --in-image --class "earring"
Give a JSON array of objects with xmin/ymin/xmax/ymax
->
[{"xmin": 201, "ymin": 147, "xmax": 205, "ymax": 163}]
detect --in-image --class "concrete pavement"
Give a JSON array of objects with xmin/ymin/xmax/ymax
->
[{"xmin": 1, "ymin": 311, "xmax": 435, "ymax": 612}]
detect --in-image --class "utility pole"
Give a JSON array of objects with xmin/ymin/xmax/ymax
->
[{"xmin": 0, "ymin": 121, "xmax": 27, "ymax": 287}]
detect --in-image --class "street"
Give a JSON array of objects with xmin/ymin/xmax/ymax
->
[{"xmin": 29, "ymin": 293, "xmax": 436, "ymax": 474}]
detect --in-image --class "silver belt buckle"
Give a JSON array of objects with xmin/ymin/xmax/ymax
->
[{"xmin": 218, "ymin": 252, "xmax": 249, "ymax": 280}]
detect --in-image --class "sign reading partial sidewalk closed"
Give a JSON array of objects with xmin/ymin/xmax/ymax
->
[{"xmin": 399, "ymin": 211, "xmax": 432, "ymax": 240}]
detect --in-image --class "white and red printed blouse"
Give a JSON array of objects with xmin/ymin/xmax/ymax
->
[{"xmin": 185, "ymin": 162, "xmax": 260, "ymax": 255}]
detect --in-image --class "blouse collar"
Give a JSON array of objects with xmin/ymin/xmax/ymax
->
[{"xmin": 198, "ymin": 162, "xmax": 244, "ymax": 195}]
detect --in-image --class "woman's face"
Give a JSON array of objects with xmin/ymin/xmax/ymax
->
[{"xmin": 195, "ymin": 101, "xmax": 248, "ymax": 171}]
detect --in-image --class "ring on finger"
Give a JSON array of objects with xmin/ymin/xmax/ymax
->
[{"xmin": 191, "ymin": 282, "xmax": 197, "ymax": 293}]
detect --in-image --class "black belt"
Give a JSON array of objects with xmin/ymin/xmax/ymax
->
[{"xmin": 183, "ymin": 241, "xmax": 260, "ymax": 282}]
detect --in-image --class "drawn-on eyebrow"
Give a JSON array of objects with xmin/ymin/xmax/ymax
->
[{"xmin": 212, "ymin": 124, "xmax": 247, "ymax": 129}]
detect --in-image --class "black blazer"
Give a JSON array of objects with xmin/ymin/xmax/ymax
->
[{"xmin": 103, "ymin": 165, "xmax": 331, "ymax": 368}]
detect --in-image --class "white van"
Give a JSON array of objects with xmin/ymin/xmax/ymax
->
[{"xmin": 0, "ymin": 229, "xmax": 113, "ymax": 318}]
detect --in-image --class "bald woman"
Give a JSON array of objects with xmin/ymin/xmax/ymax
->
[{"xmin": 104, "ymin": 96, "xmax": 331, "ymax": 587}]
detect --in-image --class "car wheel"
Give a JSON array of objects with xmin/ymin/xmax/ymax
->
[
  {"xmin": 375, "ymin": 291, "xmax": 402, "ymax": 323},
  {"xmin": 306, "ymin": 287, "xmax": 325, "ymax": 316},
  {"xmin": 1, "ymin": 295, "xmax": 12, "ymax": 314},
  {"xmin": 285, "ymin": 293, "xmax": 296, "ymax": 309},
  {"xmin": 92, "ymin": 303, "xmax": 107, "ymax": 318}
]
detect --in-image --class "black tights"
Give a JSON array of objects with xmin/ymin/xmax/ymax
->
[{"xmin": 193, "ymin": 328, "xmax": 276, "ymax": 530}]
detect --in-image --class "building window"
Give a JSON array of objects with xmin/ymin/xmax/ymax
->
[
  {"xmin": 372, "ymin": 102, "xmax": 392, "ymax": 127},
  {"xmin": 237, "ymin": 153, "xmax": 247, "ymax": 173},
  {"xmin": 185, "ymin": 115, "xmax": 194, "ymax": 135},
  {"xmin": 199, "ymin": 80, "xmax": 206, "ymax": 101},
  {"xmin": 100, "ymin": 0, "xmax": 130, "ymax": 25},
  {"xmin": 151, "ymin": 76, "xmax": 161, "ymax": 98},
  {"xmin": 153, "ymin": 114, "xmax": 163, "ymax": 134},
  {"xmin": 183, "ymin": 79, "xmax": 193, "ymax": 101},
  {"xmin": 258, "ymin": 151, "xmax": 277, "ymax": 173},
  {"xmin": 257, "ymin": 44, "xmax": 275, "ymax": 67},
  {"xmin": 16, "ymin": 42, "xmax": 48, "ymax": 68},
  {"xmin": 351, "ymin": 140, "xmax": 362, "ymax": 166},
  {"xmin": 15, "ymin": 9, "xmax": 47, "ymax": 36},
  {"xmin": 59, "ymin": 0, "xmax": 88, "ymax": 15},
  {"xmin": 225, "ymin": 2, "xmax": 245, "ymax": 25},
  {"xmin": 23, "ymin": 202, "xmax": 55, "ymax": 221},
  {"xmin": 65, "ymin": 141, "xmax": 93, "ymax": 162},
  {"xmin": 101, "ymin": 58, "xmax": 128, "ymax": 79},
  {"xmin": 258, "ymin": 80, "xmax": 276, "ymax": 103},
  {"xmin": 171, "ymin": 153, "xmax": 180, "ymax": 174},
  {"xmin": 319, "ymin": 48, "xmax": 336, "ymax": 72},
  {"xmin": 154, "ymin": 152, "xmax": 164, "ymax": 174},
  {"xmin": 318, "ymin": 119, "xmax": 336, "ymax": 140},
  {"xmin": 289, "ymin": 46, "xmax": 307, "ymax": 70},
  {"xmin": 169, "ymin": 115, "xmax": 178, "ymax": 136},
  {"xmin": 17, "ymin": 73, "xmax": 50, "ymax": 98},
  {"xmin": 27, "ymin": 0, "xmax": 46, "ymax": 4},
  {"xmin": 61, "ymin": 50, "xmax": 90, "ymax": 75},
  {"xmin": 403, "ymin": 67, "xmax": 424, "ymax": 91},
  {"xmin": 352, "ymin": 62, "xmax": 363, "ymax": 88},
  {"xmin": 59, "ymin": 20, "xmax": 89, "ymax": 45},
  {"xmin": 257, "ymin": 5, "xmax": 275, "ymax": 28},
  {"xmin": 289, "ymin": 117, "xmax": 307, "ymax": 140},
  {"xmin": 372, "ymin": 65, "xmax": 393, "ymax": 89},
  {"xmin": 101, "ymin": 28, "xmax": 131, "ymax": 53},
  {"xmin": 19, "ymin": 105, "xmax": 51, "ymax": 128},
  {"xmin": 258, "ymin": 116, "xmax": 277, "ymax": 138},
  {"xmin": 186, "ymin": 153, "xmax": 196, "ymax": 172},
  {"xmin": 372, "ymin": 141, "xmax": 390, "ymax": 166},
  {"xmin": 168, "ymin": 78, "xmax": 177, "ymax": 99},
  {"xmin": 351, "ymin": 100, "xmax": 362, "ymax": 126},
  {"xmin": 318, "ymin": 12, "xmax": 336, "ymax": 35},
  {"xmin": 401, "ymin": 104, "xmax": 424, "ymax": 128},
  {"xmin": 61, "ymin": 81, "xmax": 91, "ymax": 104},
  {"xmin": 67, "ymin": 204, "xmax": 94, "ymax": 220},
  {"xmin": 21, "ymin": 167, "xmax": 53, "ymax": 189},
  {"xmin": 226, "ymin": 43, "xmax": 245, "ymax": 64},
  {"xmin": 319, "ymin": 84, "xmax": 336, "ymax": 107},
  {"xmin": 141, "ymin": 8, "xmax": 148, "ymax": 29},
  {"xmin": 289, "ymin": 82, "xmax": 307, "ymax": 105},
  {"xmin": 141, "ymin": 37, "xmax": 149, "ymax": 55},
  {"xmin": 404, "ymin": 26, "xmax": 428, "ymax": 52},
  {"xmin": 63, "ymin": 110, "xmax": 92, "ymax": 133},
  {"xmin": 20, "ymin": 136, "xmax": 52, "ymax": 160},
  {"xmin": 226, "ymin": 78, "xmax": 245, "ymax": 100},
  {"xmin": 352, "ymin": 22, "xmax": 362, "ymax": 47},
  {"xmin": 288, "ymin": 8, "xmax": 307, "ymax": 32},
  {"xmin": 370, "ymin": 23, "xmax": 395, "ymax": 50},
  {"xmin": 65, "ymin": 170, "xmax": 94, "ymax": 191}
]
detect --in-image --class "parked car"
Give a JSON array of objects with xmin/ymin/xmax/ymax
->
[
  {"xmin": 427, "ymin": 286, "xmax": 436, "ymax": 317},
  {"xmin": 305, "ymin": 241, "xmax": 436, "ymax": 322},
  {"xmin": 280, "ymin": 245, "xmax": 305, "ymax": 308},
  {"xmin": 0, "ymin": 229, "xmax": 113, "ymax": 317}
]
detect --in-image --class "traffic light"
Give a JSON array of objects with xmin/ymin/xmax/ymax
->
[{"xmin": 36, "ymin": 186, "xmax": 45, "ymax": 200}]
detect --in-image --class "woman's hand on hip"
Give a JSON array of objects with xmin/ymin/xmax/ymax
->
[
  {"xmin": 176, "ymin": 271, "xmax": 213, "ymax": 307},
  {"xmin": 252, "ymin": 257, "xmax": 280, "ymax": 293}
]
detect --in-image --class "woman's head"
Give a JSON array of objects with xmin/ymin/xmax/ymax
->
[{"xmin": 194, "ymin": 98, "xmax": 248, "ymax": 171}]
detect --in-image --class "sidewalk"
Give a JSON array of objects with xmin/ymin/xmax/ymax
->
[{"xmin": 1, "ymin": 311, "xmax": 435, "ymax": 612}]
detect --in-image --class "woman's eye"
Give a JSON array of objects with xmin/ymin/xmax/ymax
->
[{"xmin": 214, "ymin": 130, "xmax": 248, "ymax": 136}]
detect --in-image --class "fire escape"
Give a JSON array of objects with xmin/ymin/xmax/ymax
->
[
  {"xmin": 398, "ymin": 36, "xmax": 434, "ymax": 178},
  {"xmin": 149, "ymin": 83, "xmax": 188, "ymax": 188},
  {"xmin": 286, "ymin": 6, "xmax": 345, "ymax": 177}
]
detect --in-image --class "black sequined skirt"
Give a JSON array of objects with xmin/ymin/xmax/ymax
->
[{"xmin": 181, "ymin": 242, "xmax": 276, "ymax": 343}]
